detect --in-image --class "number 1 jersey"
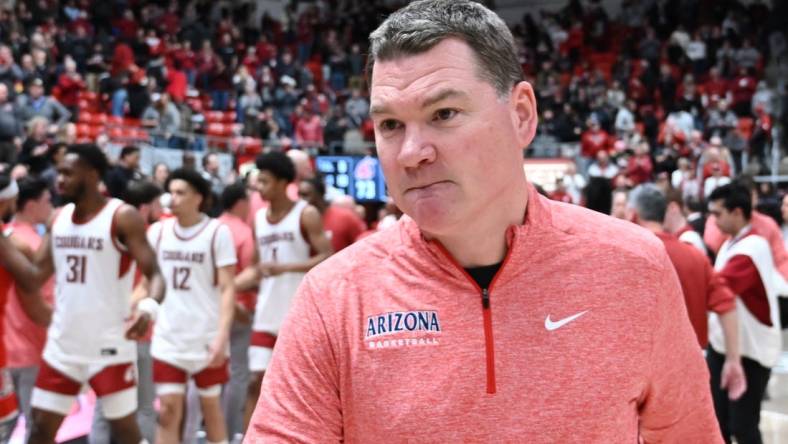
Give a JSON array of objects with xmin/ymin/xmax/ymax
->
[{"xmin": 48, "ymin": 198, "xmax": 136, "ymax": 365}]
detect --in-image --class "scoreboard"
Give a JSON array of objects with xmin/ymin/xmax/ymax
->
[{"xmin": 315, "ymin": 155, "xmax": 388, "ymax": 202}]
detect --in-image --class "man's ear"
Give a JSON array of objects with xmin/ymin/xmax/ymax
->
[{"xmin": 510, "ymin": 81, "xmax": 538, "ymax": 149}]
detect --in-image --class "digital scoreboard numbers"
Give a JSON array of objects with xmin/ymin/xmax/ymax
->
[
  {"xmin": 315, "ymin": 155, "xmax": 388, "ymax": 202},
  {"xmin": 316, "ymin": 156, "xmax": 354, "ymax": 196}
]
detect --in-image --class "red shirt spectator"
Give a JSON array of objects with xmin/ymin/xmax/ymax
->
[
  {"xmin": 656, "ymin": 231, "xmax": 735, "ymax": 348},
  {"xmin": 56, "ymin": 70, "xmax": 85, "ymax": 108},
  {"xmin": 323, "ymin": 206, "xmax": 365, "ymax": 252},
  {"xmin": 295, "ymin": 112, "xmax": 324, "ymax": 147},
  {"xmin": 218, "ymin": 211, "xmax": 257, "ymax": 311},
  {"xmin": 113, "ymin": 10, "xmax": 138, "ymax": 41},
  {"xmin": 165, "ymin": 67, "xmax": 188, "ymax": 103},
  {"xmin": 111, "ymin": 42, "xmax": 135, "ymax": 76},
  {"xmin": 702, "ymin": 159, "xmax": 731, "ymax": 180},
  {"xmin": 4, "ymin": 221, "xmax": 54, "ymax": 368},
  {"xmin": 731, "ymin": 69, "xmax": 757, "ymax": 110},
  {"xmin": 626, "ymin": 144, "xmax": 654, "ymax": 186},
  {"xmin": 580, "ymin": 122, "xmax": 610, "ymax": 158}
]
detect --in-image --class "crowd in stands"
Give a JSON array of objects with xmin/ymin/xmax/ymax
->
[
  {"xmin": 525, "ymin": 0, "xmax": 788, "ymax": 220},
  {"xmin": 0, "ymin": 0, "xmax": 784, "ymax": 225}
]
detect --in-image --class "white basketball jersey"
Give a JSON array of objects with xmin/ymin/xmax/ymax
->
[
  {"xmin": 150, "ymin": 217, "xmax": 234, "ymax": 361},
  {"xmin": 47, "ymin": 198, "xmax": 136, "ymax": 365},
  {"xmin": 253, "ymin": 200, "xmax": 310, "ymax": 335}
]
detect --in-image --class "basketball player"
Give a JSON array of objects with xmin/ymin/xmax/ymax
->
[
  {"xmin": 91, "ymin": 179, "xmax": 164, "ymax": 444},
  {"xmin": 0, "ymin": 144, "xmax": 166, "ymax": 444},
  {"xmin": 235, "ymin": 152, "xmax": 332, "ymax": 431},
  {"xmin": 146, "ymin": 168, "xmax": 236, "ymax": 444}
]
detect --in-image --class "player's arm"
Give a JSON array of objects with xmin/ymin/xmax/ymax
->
[
  {"xmin": 0, "ymin": 218, "xmax": 55, "ymax": 293},
  {"xmin": 705, "ymin": 263, "xmax": 745, "ymax": 400},
  {"xmin": 269, "ymin": 205, "xmax": 332, "ymax": 275},
  {"xmin": 114, "ymin": 205, "xmax": 165, "ymax": 339},
  {"xmin": 10, "ymin": 235, "xmax": 52, "ymax": 326},
  {"xmin": 209, "ymin": 265, "xmax": 236, "ymax": 367}
]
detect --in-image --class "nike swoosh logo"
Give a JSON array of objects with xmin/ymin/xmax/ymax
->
[{"xmin": 545, "ymin": 311, "xmax": 589, "ymax": 331}]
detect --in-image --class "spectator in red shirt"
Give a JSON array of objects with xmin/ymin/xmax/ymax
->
[
  {"xmin": 548, "ymin": 178, "xmax": 573, "ymax": 204},
  {"xmin": 294, "ymin": 108, "xmax": 324, "ymax": 149},
  {"xmin": 627, "ymin": 184, "xmax": 744, "ymax": 397},
  {"xmin": 701, "ymin": 143, "xmax": 732, "ymax": 180},
  {"xmin": 731, "ymin": 67, "xmax": 757, "ymax": 117},
  {"xmin": 298, "ymin": 177, "xmax": 365, "ymax": 252},
  {"xmin": 55, "ymin": 56, "xmax": 85, "ymax": 118},
  {"xmin": 113, "ymin": 9, "xmax": 138, "ymax": 41},
  {"xmin": 701, "ymin": 66, "xmax": 731, "ymax": 109},
  {"xmin": 5, "ymin": 178, "xmax": 54, "ymax": 439},
  {"xmin": 580, "ymin": 115, "xmax": 609, "ymax": 161},
  {"xmin": 625, "ymin": 141, "xmax": 654, "ymax": 186}
]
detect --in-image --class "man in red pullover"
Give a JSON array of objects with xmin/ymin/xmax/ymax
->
[{"xmin": 246, "ymin": 1, "xmax": 722, "ymax": 442}]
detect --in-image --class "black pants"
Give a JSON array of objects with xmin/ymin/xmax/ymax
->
[{"xmin": 707, "ymin": 347, "xmax": 771, "ymax": 444}]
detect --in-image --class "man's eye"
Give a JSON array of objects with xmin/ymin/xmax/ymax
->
[
  {"xmin": 434, "ymin": 108, "xmax": 457, "ymax": 121},
  {"xmin": 379, "ymin": 120, "xmax": 402, "ymax": 132}
]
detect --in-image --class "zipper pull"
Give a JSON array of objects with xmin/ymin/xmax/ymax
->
[{"xmin": 481, "ymin": 288, "xmax": 490, "ymax": 309}]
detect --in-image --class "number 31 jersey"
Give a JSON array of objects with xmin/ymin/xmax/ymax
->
[
  {"xmin": 148, "ymin": 216, "xmax": 237, "ymax": 362},
  {"xmin": 48, "ymin": 198, "xmax": 136, "ymax": 365}
]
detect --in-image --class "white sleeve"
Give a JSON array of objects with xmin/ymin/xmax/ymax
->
[
  {"xmin": 213, "ymin": 224, "xmax": 238, "ymax": 268},
  {"xmin": 147, "ymin": 222, "xmax": 163, "ymax": 250}
]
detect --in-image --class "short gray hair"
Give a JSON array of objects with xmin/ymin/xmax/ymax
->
[
  {"xmin": 628, "ymin": 184, "xmax": 667, "ymax": 223},
  {"xmin": 367, "ymin": 0, "xmax": 522, "ymax": 97}
]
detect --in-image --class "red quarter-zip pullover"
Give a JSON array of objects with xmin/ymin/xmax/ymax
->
[{"xmin": 245, "ymin": 184, "xmax": 722, "ymax": 443}]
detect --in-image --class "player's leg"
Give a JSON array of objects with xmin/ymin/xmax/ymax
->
[
  {"xmin": 194, "ymin": 361, "xmax": 230, "ymax": 443},
  {"xmin": 28, "ymin": 408, "xmax": 66, "ymax": 444},
  {"xmin": 152, "ymin": 359, "xmax": 188, "ymax": 444},
  {"xmin": 200, "ymin": 393, "xmax": 228, "ymax": 444},
  {"xmin": 29, "ymin": 360, "xmax": 83, "ymax": 443},
  {"xmin": 244, "ymin": 336, "xmax": 275, "ymax": 430},
  {"xmin": 243, "ymin": 371, "xmax": 263, "ymax": 432},
  {"xmin": 156, "ymin": 393, "xmax": 185, "ymax": 444},
  {"xmin": 88, "ymin": 361, "xmax": 141, "ymax": 444}
]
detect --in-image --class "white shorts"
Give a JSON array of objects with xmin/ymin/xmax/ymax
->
[
  {"xmin": 152, "ymin": 356, "xmax": 229, "ymax": 398},
  {"xmin": 31, "ymin": 358, "xmax": 137, "ymax": 420},
  {"xmin": 248, "ymin": 331, "xmax": 277, "ymax": 373}
]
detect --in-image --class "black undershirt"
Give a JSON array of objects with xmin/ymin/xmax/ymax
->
[{"xmin": 464, "ymin": 262, "xmax": 503, "ymax": 290}]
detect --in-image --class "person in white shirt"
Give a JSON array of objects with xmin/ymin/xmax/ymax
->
[
  {"xmin": 561, "ymin": 163, "xmax": 586, "ymax": 205},
  {"xmin": 704, "ymin": 165, "xmax": 731, "ymax": 199},
  {"xmin": 587, "ymin": 150, "xmax": 619, "ymax": 179}
]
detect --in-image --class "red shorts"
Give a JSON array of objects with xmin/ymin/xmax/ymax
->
[{"xmin": 153, "ymin": 358, "xmax": 229, "ymax": 396}]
